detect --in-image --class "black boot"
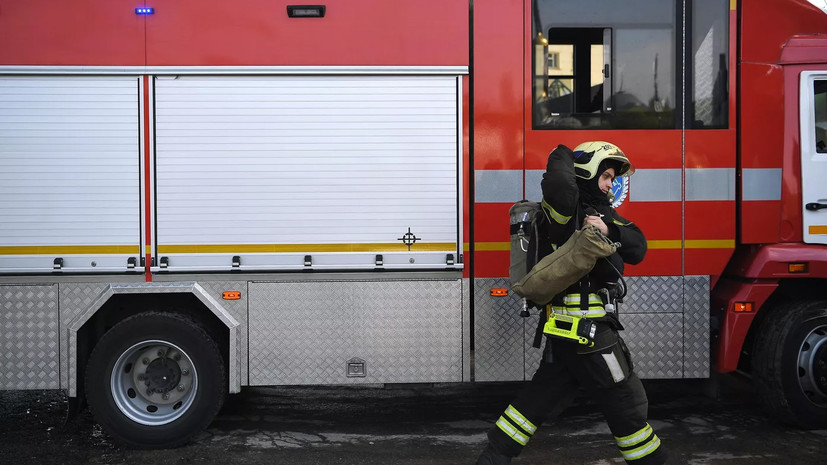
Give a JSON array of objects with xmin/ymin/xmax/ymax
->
[{"xmin": 475, "ymin": 444, "xmax": 512, "ymax": 465}]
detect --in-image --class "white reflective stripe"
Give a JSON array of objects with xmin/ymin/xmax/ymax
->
[
  {"xmin": 602, "ymin": 352, "xmax": 626, "ymax": 383},
  {"xmin": 525, "ymin": 170, "xmax": 544, "ymax": 201},
  {"xmin": 743, "ymin": 168, "xmax": 782, "ymax": 201},
  {"xmin": 475, "ymin": 170, "xmax": 524, "ymax": 203},
  {"xmin": 686, "ymin": 168, "xmax": 735, "ymax": 201},
  {"xmin": 496, "ymin": 417, "xmax": 529, "ymax": 446},
  {"xmin": 562, "ymin": 293, "xmax": 603, "ymax": 306},
  {"xmin": 551, "ymin": 306, "xmax": 607, "ymax": 317},
  {"xmin": 615, "ymin": 424, "xmax": 653, "ymax": 447},
  {"xmin": 629, "ymin": 169, "xmax": 682, "ymax": 202},
  {"xmin": 505, "ymin": 405, "xmax": 537, "ymax": 434},
  {"xmin": 621, "ymin": 436, "xmax": 661, "ymax": 461},
  {"xmin": 532, "ymin": 168, "xmax": 687, "ymax": 203}
]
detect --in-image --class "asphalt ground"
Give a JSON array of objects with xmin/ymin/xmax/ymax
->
[{"xmin": 1, "ymin": 374, "xmax": 826, "ymax": 464}]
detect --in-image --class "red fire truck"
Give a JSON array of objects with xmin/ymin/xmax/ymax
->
[{"xmin": 1, "ymin": 0, "xmax": 826, "ymax": 448}]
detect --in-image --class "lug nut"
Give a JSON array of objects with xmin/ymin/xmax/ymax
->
[
  {"xmin": 182, "ymin": 369, "xmax": 190, "ymax": 376},
  {"xmin": 177, "ymin": 385, "xmax": 185, "ymax": 392},
  {"xmin": 162, "ymin": 393, "xmax": 169, "ymax": 400},
  {"xmin": 157, "ymin": 350, "xmax": 165, "ymax": 357},
  {"xmin": 142, "ymin": 358, "xmax": 149, "ymax": 365}
]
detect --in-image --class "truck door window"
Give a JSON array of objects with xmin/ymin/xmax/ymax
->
[
  {"xmin": 815, "ymin": 80, "xmax": 827, "ymax": 153},
  {"xmin": 539, "ymin": 29, "xmax": 607, "ymax": 121},
  {"xmin": 532, "ymin": 0, "xmax": 728, "ymax": 130},
  {"xmin": 691, "ymin": 0, "xmax": 729, "ymax": 128}
]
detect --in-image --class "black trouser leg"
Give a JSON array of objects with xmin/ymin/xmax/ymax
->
[
  {"xmin": 486, "ymin": 348, "xmax": 578, "ymax": 457},
  {"xmin": 590, "ymin": 373, "xmax": 667, "ymax": 464}
]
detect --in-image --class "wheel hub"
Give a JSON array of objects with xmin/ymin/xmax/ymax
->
[
  {"xmin": 813, "ymin": 343, "xmax": 827, "ymax": 392},
  {"xmin": 145, "ymin": 358, "xmax": 182, "ymax": 394},
  {"xmin": 111, "ymin": 340, "xmax": 198, "ymax": 426},
  {"xmin": 797, "ymin": 325, "xmax": 827, "ymax": 406}
]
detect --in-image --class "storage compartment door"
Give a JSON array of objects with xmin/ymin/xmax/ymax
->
[
  {"xmin": 0, "ymin": 76, "xmax": 142, "ymax": 273},
  {"xmin": 154, "ymin": 75, "xmax": 461, "ymax": 271}
]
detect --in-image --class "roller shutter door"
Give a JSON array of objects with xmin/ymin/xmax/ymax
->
[
  {"xmin": 0, "ymin": 76, "xmax": 141, "ymax": 273},
  {"xmin": 154, "ymin": 75, "xmax": 461, "ymax": 271}
]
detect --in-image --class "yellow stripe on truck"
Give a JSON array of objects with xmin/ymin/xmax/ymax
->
[
  {"xmin": 0, "ymin": 245, "xmax": 139, "ymax": 255},
  {"xmin": 472, "ymin": 239, "xmax": 734, "ymax": 251},
  {"xmin": 157, "ymin": 243, "xmax": 457, "ymax": 254}
]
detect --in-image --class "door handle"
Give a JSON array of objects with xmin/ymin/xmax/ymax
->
[{"xmin": 805, "ymin": 202, "xmax": 827, "ymax": 211}]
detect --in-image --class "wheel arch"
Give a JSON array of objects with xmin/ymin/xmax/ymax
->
[
  {"xmin": 740, "ymin": 278, "xmax": 827, "ymax": 371},
  {"xmin": 715, "ymin": 242, "xmax": 827, "ymax": 373},
  {"xmin": 68, "ymin": 282, "xmax": 240, "ymax": 398}
]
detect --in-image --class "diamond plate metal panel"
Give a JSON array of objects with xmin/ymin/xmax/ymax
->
[
  {"xmin": 622, "ymin": 276, "xmax": 683, "ymax": 314},
  {"xmin": 248, "ymin": 279, "xmax": 463, "ymax": 385},
  {"xmin": 463, "ymin": 278, "xmax": 472, "ymax": 382},
  {"xmin": 473, "ymin": 278, "xmax": 526, "ymax": 382},
  {"xmin": 59, "ymin": 283, "xmax": 110, "ymax": 390},
  {"xmin": 621, "ymin": 313, "xmax": 684, "ymax": 379},
  {"xmin": 524, "ymin": 311, "xmax": 544, "ymax": 379},
  {"xmin": 477, "ymin": 275, "xmax": 712, "ymax": 381},
  {"xmin": 684, "ymin": 276, "xmax": 710, "ymax": 378},
  {"xmin": 194, "ymin": 281, "xmax": 249, "ymax": 389},
  {"xmin": 0, "ymin": 285, "xmax": 59, "ymax": 389}
]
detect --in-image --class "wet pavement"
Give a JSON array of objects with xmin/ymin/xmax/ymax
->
[{"xmin": 1, "ymin": 374, "xmax": 826, "ymax": 464}]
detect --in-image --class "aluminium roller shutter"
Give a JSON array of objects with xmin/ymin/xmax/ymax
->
[
  {"xmin": 0, "ymin": 76, "xmax": 141, "ymax": 273},
  {"xmin": 154, "ymin": 75, "xmax": 461, "ymax": 271}
]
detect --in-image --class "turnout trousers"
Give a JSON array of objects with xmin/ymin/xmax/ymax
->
[{"xmin": 486, "ymin": 325, "xmax": 667, "ymax": 464}]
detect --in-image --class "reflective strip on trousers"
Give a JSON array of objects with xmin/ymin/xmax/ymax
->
[
  {"xmin": 616, "ymin": 424, "xmax": 652, "ymax": 447},
  {"xmin": 602, "ymin": 352, "xmax": 626, "ymax": 383},
  {"xmin": 615, "ymin": 424, "xmax": 662, "ymax": 461},
  {"xmin": 504, "ymin": 405, "xmax": 537, "ymax": 434},
  {"xmin": 621, "ymin": 436, "xmax": 662, "ymax": 461},
  {"xmin": 496, "ymin": 417, "xmax": 529, "ymax": 446}
]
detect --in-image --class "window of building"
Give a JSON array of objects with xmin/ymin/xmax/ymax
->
[{"xmin": 548, "ymin": 51, "xmax": 560, "ymax": 69}]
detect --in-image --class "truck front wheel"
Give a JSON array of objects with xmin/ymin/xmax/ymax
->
[
  {"xmin": 752, "ymin": 300, "xmax": 827, "ymax": 429},
  {"xmin": 85, "ymin": 311, "xmax": 226, "ymax": 448}
]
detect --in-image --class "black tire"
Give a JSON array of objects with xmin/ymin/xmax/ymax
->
[
  {"xmin": 85, "ymin": 311, "xmax": 226, "ymax": 448},
  {"xmin": 752, "ymin": 300, "xmax": 827, "ymax": 429}
]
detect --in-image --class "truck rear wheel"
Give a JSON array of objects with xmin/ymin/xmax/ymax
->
[
  {"xmin": 752, "ymin": 300, "xmax": 827, "ymax": 429},
  {"xmin": 85, "ymin": 311, "xmax": 226, "ymax": 448}
]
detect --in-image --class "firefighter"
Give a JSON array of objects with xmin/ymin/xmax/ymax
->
[{"xmin": 476, "ymin": 142, "xmax": 667, "ymax": 465}]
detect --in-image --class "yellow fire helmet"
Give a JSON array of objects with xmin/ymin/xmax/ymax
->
[{"xmin": 572, "ymin": 141, "xmax": 635, "ymax": 180}]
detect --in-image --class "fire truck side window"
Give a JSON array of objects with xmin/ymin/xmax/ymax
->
[
  {"xmin": 532, "ymin": 0, "xmax": 729, "ymax": 130},
  {"xmin": 691, "ymin": 0, "xmax": 729, "ymax": 128},
  {"xmin": 540, "ymin": 28, "xmax": 608, "ymax": 119},
  {"xmin": 815, "ymin": 80, "xmax": 827, "ymax": 153}
]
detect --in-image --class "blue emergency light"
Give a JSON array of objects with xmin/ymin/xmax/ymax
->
[{"xmin": 135, "ymin": 7, "xmax": 155, "ymax": 15}]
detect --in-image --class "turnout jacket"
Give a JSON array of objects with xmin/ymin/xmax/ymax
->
[{"xmin": 538, "ymin": 145, "xmax": 647, "ymax": 297}]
